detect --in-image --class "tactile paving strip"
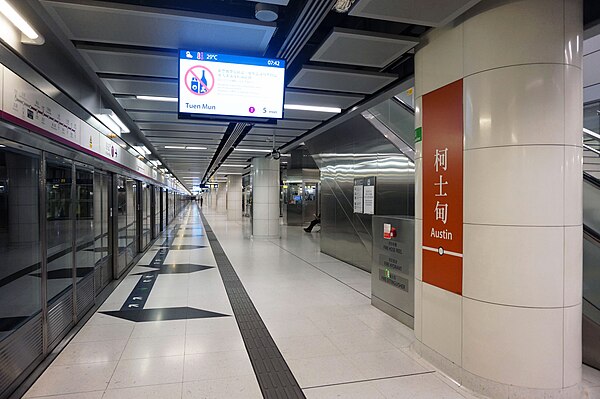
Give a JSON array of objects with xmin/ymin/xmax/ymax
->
[{"xmin": 201, "ymin": 214, "xmax": 306, "ymax": 399}]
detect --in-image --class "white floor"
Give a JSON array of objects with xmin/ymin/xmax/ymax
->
[{"xmin": 23, "ymin": 205, "xmax": 600, "ymax": 399}]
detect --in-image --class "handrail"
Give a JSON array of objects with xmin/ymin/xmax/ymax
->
[
  {"xmin": 585, "ymin": 127, "xmax": 600, "ymax": 141},
  {"xmin": 584, "ymin": 171, "xmax": 600, "ymax": 190},
  {"xmin": 391, "ymin": 96, "xmax": 416, "ymax": 115}
]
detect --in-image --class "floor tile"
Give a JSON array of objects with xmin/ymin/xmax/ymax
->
[
  {"xmin": 328, "ymin": 329, "xmax": 400, "ymax": 355},
  {"xmin": 275, "ymin": 334, "xmax": 342, "ymax": 360},
  {"xmin": 130, "ymin": 320, "xmax": 186, "ymax": 338},
  {"xmin": 103, "ymin": 383, "xmax": 183, "ymax": 399},
  {"xmin": 25, "ymin": 392, "xmax": 104, "ymax": 399},
  {"xmin": 24, "ymin": 362, "xmax": 117, "ymax": 397},
  {"xmin": 72, "ymin": 323, "xmax": 134, "ymax": 343},
  {"xmin": 586, "ymin": 386, "xmax": 600, "ymax": 399},
  {"xmin": 347, "ymin": 349, "xmax": 429, "ymax": 380},
  {"xmin": 286, "ymin": 354, "xmax": 365, "ymax": 388},
  {"xmin": 372, "ymin": 373, "xmax": 466, "ymax": 398},
  {"xmin": 263, "ymin": 317, "xmax": 321, "ymax": 339},
  {"xmin": 311, "ymin": 314, "xmax": 371, "ymax": 336},
  {"xmin": 186, "ymin": 317, "xmax": 239, "ymax": 335},
  {"xmin": 304, "ymin": 381, "xmax": 385, "ymax": 399},
  {"xmin": 185, "ymin": 330, "xmax": 245, "ymax": 354},
  {"xmin": 108, "ymin": 356, "xmax": 184, "ymax": 389},
  {"xmin": 54, "ymin": 340, "xmax": 128, "ymax": 365},
  {"xmin": 86, "ymin": 313, "xmax": 135, "ymax": 327},
  {"xmin": 183, "ymin": 350, "xmax": 255, "ymax": 382},
  {"xmin": 182, "ymin": 375, "xmax": 262, "ymax": 399},
  {"xmin": 584, "ymin": 364, "xmax": 600, "ymax": 387},
  {"xmin": 121, "ymin": 335, "xmax": 186, "ymax": 359}
]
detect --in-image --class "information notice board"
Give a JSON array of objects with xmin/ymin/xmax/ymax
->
[
  {"xmin": 353, "ymin": 178, "xmax": 363, "ymax": 213},
  {"xmin": 353, "ymin": 176, "xmax": 376, "ymax": 214}
]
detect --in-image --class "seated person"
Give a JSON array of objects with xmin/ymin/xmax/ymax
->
[{"xmin": 304, "ymin": 213, "xmax": 321, "ymax": 232}]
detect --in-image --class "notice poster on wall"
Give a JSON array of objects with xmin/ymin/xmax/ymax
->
[
  {"xmin": 363, "ymin": 176, "xmax": 376, "ymax": 215},
  {"xmin": 353, "ymin": 178, "xmax": 364, "ymax": 213}
]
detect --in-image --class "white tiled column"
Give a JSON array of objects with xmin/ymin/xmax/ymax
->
[
  {"xmin": 251, "ymin": 157, "xmax": 280, "ymax": 239},
  {"xmin": 216, "ymin": 183, "xmax": 227, "ymax": 213},
  {"xmin": 208, "ymin": 186, "xmax": 216, "ymax": 210},
  {"xmin": 226, "ymin": 175, "xmax": 242, "ymax": 221},
  {"xmin": 414, "ymin": 0, "xmax": 582, "ymax": 397}
]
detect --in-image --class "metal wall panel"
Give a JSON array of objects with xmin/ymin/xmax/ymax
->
[
  {"xmin": 0, "ymin": 315, "xmax": 42, "ymax": 398},
  {"xmin": 306, "ymin": 115, "xmax": 414, "ymax": 272},
  {"xmin": 76, "ymin": 275, "xmax": 95, "ymax": 317},
  {"xmin": 47, "ymin": 292, "xmax": 73, "ymax": 347}
]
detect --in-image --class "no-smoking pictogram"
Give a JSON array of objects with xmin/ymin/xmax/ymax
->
[{"xmin": 185, "ymin": 65, "xmax": 215, "ymax": 96}]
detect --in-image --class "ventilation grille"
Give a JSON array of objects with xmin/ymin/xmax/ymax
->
[
  {"xmin": 48, "ymin": 292, "xmax": 73, "ymax": 346},
  {"xmin": 0, "ymin": 315, "xmax": 42, "ymax": 398},
  {"xmin": 77, "ymin": 275, "xmax": 95, "ymax": 317}
]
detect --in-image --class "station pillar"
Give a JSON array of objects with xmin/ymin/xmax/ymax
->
[
  {"xmin": 226, "ymin": 175, "xmax": 242, "ymax": 221},
  {"xmin": 208, "ymin": 186, "xmax": 216, "ymax": 210},
  {"xmin": 413, "ymin": 0, "xmax": 583, "ymax": 397},
  {"xmin": 216, "ymin": 183, "xmax": 227, "ymax": 213},
  {"xmin": 251, "ymin": 157, "xmax": 280, "ymax": 239}
]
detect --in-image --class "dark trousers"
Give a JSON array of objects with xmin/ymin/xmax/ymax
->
[{"xmin": 305, "ymin": 218, "xmax": 320, "ymax": 232}]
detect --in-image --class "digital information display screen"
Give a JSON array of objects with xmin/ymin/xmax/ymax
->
[{"xmin": 178, "ymin": 50, "xmax": 285, "ymax": 121}]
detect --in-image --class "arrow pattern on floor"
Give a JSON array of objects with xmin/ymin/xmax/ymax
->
[{"xmin": 101, "ymin": 225, "xmax": 229, "ymax": 322}]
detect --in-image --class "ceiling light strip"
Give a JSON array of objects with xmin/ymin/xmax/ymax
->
[
  {"xmin": 284, "ymin": 104, "xmax": 341, "ymax": 113},
  {"xmin": 136, "ymin": 95, "xmax": 178, "ymax": 103},
  {"xmin": 0, "ymin": 0, "xmax": 39, "ymax": 40}
]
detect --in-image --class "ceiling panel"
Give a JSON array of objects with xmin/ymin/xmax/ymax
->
[
  {"xmin": 254, "ymin": 119, "xmax": 320, "ymax": 130},
  {"xmin": 80, "ymin": 49, "xmax": 176, "ymax": 78},
  {"xmin": 285, "ymin": 89, "xmax": 363, "ymax": 109},
  {"xmin": 145, "ymin": 131, "xmax": 224, "ymax": 139},
  {"xmin": 289, "ymin": 66, "xmax": 397, "ymax": 94},
  {"xmin": 118, "ymin": 98, "xmax": 178, "ymax": 112},
  {"xmin": 311, "ymin": 28, "xmax": 418, "ymax": 68},
  {"xmin": 139, "ymin": 123, "xmax": 229, "ymax": 132},
  {"xmin": 248, "ymin": 0, "xmax": 289, "ymax": 5},
  {"xmin": 102, "ymin": 78, "xmax": 177, "ymax": 97},
  {"xmin": 41, "ymin": 1, "xmax": 276, "ymax": 53},
  {"xmin": 249, "ymin": 127, "xmax": 306, "ymax": 137},
  {"xmin": 349, "ymin": 0, "xmax": 481, "ymax": 27},
  {"xmin": 281, "ymin": 108, "xmax": 333, "ymax": 121},
  {"xmin": 127, "ymin": 112, "xmax": 230, "ymax": 130}
]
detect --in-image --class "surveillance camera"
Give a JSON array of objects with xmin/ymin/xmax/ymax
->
[{"xmin": 271, "ymin": 150, "xmax": 281, "ymax": 160}]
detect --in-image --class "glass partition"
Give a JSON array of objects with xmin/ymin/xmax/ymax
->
[
  {"xmin": 0, "ymin": 144, "xmax": 41, "ymax": 338},
  {"xmin": 126, "ymin": 178, "xmax": 137, "ymax": 265},
  {"xmin": 46, "ymin": 156, "xmax": 73, "ymax": 303},
  {"xmin": 75, "ymin": 167, "xmax": 94, "ymax": 284},
  {"xmin": 116, "ymin": 176, "xmax": 127, "ymax": 275}
]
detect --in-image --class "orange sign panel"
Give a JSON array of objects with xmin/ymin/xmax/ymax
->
[{"xmin": 422, "ymin": 80, "xmax": 463, "ymax": 295}]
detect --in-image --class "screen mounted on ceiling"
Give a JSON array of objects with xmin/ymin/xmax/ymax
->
[{"xmin": 178, "ymin": 50, "xmax": 285, "ymax": 122}]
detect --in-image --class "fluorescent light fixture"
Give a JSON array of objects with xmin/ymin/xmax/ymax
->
[
  {"xmin": 164, "ymin": 146, "xmax": 185, "ymax": 149},
  {"xmin": 233, "ymin": 148, "xmax": 272, "ymax": 153},
  {"xmin": 0, "ymin": 144, "xmax": 5, "ymax": 147},
  {"xmin": 127, "ymin": 148, "xmax": 138, "ymax": 156},
  {"xmin": 108, "ymin": 112, "xmax": 130, "ymax": 133},
  {"xmin": 217, "ymin": 172, "xmax": 241, "ymax": 175},
  {"xmin": 97, "ymin": 114, "xmax": 121, "ymax": 136},
  {"xmin": 186, "ymin": 146, "xmax": 207, "ymax": 150},
  {"xmin": 284, "ymin": 104, "xmax": 341, "ymax": 113},
  {"xmin": 150, "ymin": 160, "xmax": 162, "ymax": 166},
  {"xmin": 136, "ymin": 95, "xmax": 178, "ymax": 103},
  {"xmin": 221, "ymin": 164, "xmax": 247, "ymax": 167},
  {"xmin": 0, "ymin": 0, "xmax": 40, "ymax": 41},
  {"xmin": 133, "ymin": 145, "xmax": 150, "ymax": 155}
]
